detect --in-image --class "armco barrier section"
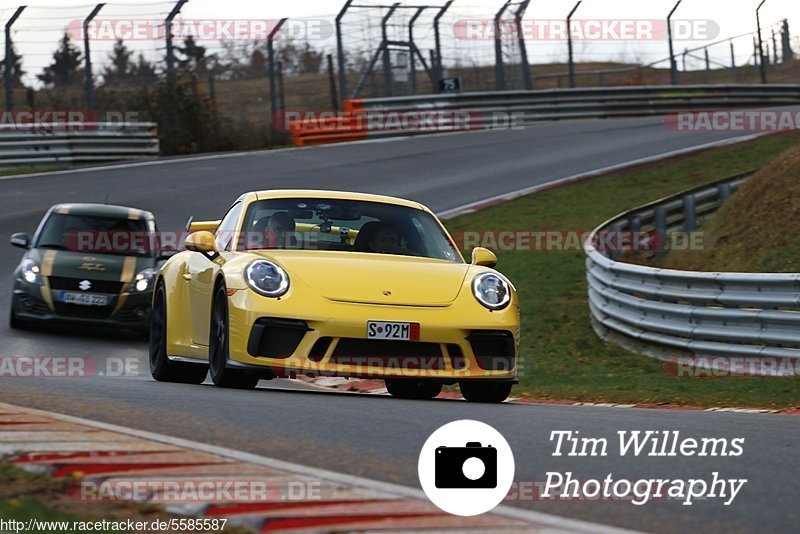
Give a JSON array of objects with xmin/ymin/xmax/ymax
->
[
  {"xmin": 586, "ymin": 172, "xmax": 800, "ymax": 376},
  {"xmin": 290, "ymin": 84, "xmax": 800, "ymax": 146},
  {"xmin": 0, "ymin": 122, "xmax": 160, "ymax": 166}
]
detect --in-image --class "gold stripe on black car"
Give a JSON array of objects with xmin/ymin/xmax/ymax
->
[
  {"xmin": 112, "ymin": 256, "xmax": 138, "ymax": 314},
  {"xmin": 39, "ymin": 250, "xmax": 57, "ymax": 310}
]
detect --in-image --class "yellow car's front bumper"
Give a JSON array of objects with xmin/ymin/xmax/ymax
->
[{"xmin": 225, "ymin": 287, "xmax": 520, "ymax": 382}]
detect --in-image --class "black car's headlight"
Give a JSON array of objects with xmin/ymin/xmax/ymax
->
[
  {"xmin": 20, "ymin": 259, "xmax": 42, "ymax": 286},
  {"xmin": 472, "ymin": 273, "xmax": 511, "ymax": 310},
  {"xmin": 245, "ymin": 260, "xmax": 290, "ymax": 298},
  {"xmin": 129, "ymin": 268, "xmax": 158, "ymax": 293}
]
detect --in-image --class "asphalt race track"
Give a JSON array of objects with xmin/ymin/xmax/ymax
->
[{"xmin": 1, "ymin": 117, "xmax": 797, "ymax": 533}]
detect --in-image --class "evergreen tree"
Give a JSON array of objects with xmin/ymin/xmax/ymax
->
[{"xmin": 38, "ymin": 33, "xmax": 83, "ymax": 87}]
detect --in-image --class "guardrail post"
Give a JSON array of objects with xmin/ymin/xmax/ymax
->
[
  {"xmin": 268, "ymin": 18, "xmax": 288, "ymax": 117},
  {"xmin": 756, "ymin": 0, "xmax": 768, "ymax": 83},
  {"xmin": 336, "ymin": 0, "xmax": 354, "ymax": 107},
  {"xmin": 655, "ymin": 206, "xmax": 668, "ymax": 257},
  {"xmin": 667, "ymin": 0, "xmax": 683, "ymax": 85},
  {"xmin": 494, "ymin": 0, "xmax": 512, "ymax": 91},
  {"xmin": 718, "ymin": 183, "xmax": 733, "ymax": 203},
  {"xmin": 4, "ymin": 6, "xmax": 25, "ymax": 112},
  {"xmin": 433, "ymin": 0, "xmax": 454, "ymax": 89},
  {"xmin": 83, "ymin": 3, "xmax": 105, "ymax": 111},
  {"xmin": 567, "ymin": 1, "xmax": 582, "ymax": 89},
  {"xmin": 683, "ymin": 195, "xmax": 698, "ymax": 233}
]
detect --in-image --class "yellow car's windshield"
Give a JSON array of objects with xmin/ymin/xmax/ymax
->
[{"xmin": 237, "ymin": 198, "xmax": 461, "ymax": 262}]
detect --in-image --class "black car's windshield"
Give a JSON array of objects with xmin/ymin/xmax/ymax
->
[
  {"xmin": 36, "ymin": 213, "xmax": 156, "ymax": 257},
  {"xmin": 237, "ymin": 198, "xmax": 461, "ymax": 263}
]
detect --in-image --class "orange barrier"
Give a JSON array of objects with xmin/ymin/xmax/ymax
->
[{"xmin": 289, "ymin": 100, "xmax": 368, "ymax": 147}]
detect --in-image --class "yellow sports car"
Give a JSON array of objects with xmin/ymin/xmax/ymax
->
[{"xmin": 149, "ymin": 190, "xmax": 519, "ymax": 403}]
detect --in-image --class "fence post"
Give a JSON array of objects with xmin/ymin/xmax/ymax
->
[
  {"xmin": 704, "ymin": 48, "xmax": 711, "ymax": 83},
  {"xmin": 730, "ymin": 41, "xmax": 737, "ymax": 82},
  {"xmin": 327, "ymin": 54, "xmax": 338, "ymax": 110},
  {"xmin": 277, "ymin": 61, "xmax": 285, "ymax": 113},
  {"xmin": 83, "ymin": 3, "xmax": 105, "ymax": 111},
  {"xmin": 335, "ymin": 0, "xmax": 354, "ymax": 107},
  {"xmin": 408, "ymin": 7, "xmax": 425, "ymax": 96},
  {"xmin": 433, "ymin": 0, "xmax": 454, "ymax": 89},
  {"xmin": 4, "ymin": 6, "xmax": 25, "ymax": 112},
  {"xmin": 381, "ymin": 3, "xmax": 400, "ymax": 97},
  {"xmin": 515, "ymin": 0, "xmax": 532, "ymax": 90},
  {"xmin": 667, "ymin": 0, "xmax": 683, "ymax": 85},
  {"xmin": 756, "ymin": 0, "xmax": 767, "ymax": 84},
  {"xmin": 268, "ymin": 18, "xmax": 288, "ymax": 118},
  {"xmin": 567, "ymin": 1, "xmax": 582, "ymax": 89},
  {"xmin": 494, "ymin": 0, "xmax": 512, "ymax": 91},
  {"xmin": 165, "ymin": 0, "xmax": 188, "ymax": 139}
]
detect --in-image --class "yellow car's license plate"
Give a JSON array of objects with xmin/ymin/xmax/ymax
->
[{"xmin": 367, "ymin": 321, "xmax": 420, "ymax": 342}]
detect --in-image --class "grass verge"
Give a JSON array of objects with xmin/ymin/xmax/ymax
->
[{"xmin": 444, "ymin": 133, "xmax": 800, "ymax": 409}]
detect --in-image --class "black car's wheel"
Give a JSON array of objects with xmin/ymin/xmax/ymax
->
[
  {"xmin": 149, "ymin": 281, "xmax": 208, "ymax": 384},
  {"xmin": 385, "ymin": 379, "xmax": 442, "ymax": 400},
  {"xmin": 209, "ymin": 283, "xmax": 260, "ymax": 390},
  {"xmin": 8, "ymin": 298, "xmax": 29, "ymax": 330},
  {"xmin": 459, "ymin": 381, "xmax": 513, "ymax": 404}
]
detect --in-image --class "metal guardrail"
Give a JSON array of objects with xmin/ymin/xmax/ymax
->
[
  {"xmin": 350, "ymin": 84, "xmax": 800, "ymax": 122},
  {"xmin": 0, "ymin": 122, "xmax": 160, "ymax": 167},
  {"xmin": 290, "ymin": 84, "xmax": 800, "ymax": 146},
  {"xmin": 585, "ymin": 172, "xmax": 800, "ymax": 375}
]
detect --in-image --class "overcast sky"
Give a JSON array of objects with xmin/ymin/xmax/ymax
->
[{"xmin": 0, "ymin": 0, "xmax": 796, "ymax": 85}]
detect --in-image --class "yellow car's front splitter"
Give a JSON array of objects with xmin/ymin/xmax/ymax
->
[{"xmin": 225, "ymin": 287, "xmax": 520, "ymax": 382}]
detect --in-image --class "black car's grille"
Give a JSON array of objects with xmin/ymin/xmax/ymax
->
[
  {"xmin": 330, "ymin": 339, "xmax": 445, "ymax": 370},
  {"xmin": 48, "ymin": 277, "xmax": 124, "ymax": 294},
  {"xmin": 53, "ymin": 303, "xmax": 115, "ymax": 319}
]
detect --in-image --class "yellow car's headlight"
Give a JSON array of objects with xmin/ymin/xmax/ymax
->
[
  {"xmin": 472, "ymin": 273, "xmax": 511, "ymax": 310},
  {"xmin": 245, "ymin": 260, "xmax": 290, "ymax": 298}
]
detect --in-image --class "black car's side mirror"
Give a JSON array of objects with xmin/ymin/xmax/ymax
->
[{"xmin": 10, "ymin": 233, "xmax": 30, "ymax": 249}]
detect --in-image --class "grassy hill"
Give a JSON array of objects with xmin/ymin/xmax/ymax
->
[{"xmin": 651, "ymin": 136, "xmax": 800, "ymax": 273}]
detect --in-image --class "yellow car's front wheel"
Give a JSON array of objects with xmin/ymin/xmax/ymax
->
[
  {"xmin": 150, "ymin": 282, "xmax": 208, "ymax": 384},
  {"xmin": 209, "ymin": 282, "xmax": 261, "ymax": 390}
]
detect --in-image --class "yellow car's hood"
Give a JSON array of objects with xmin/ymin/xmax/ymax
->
[{"xmin": 255, "ymin": 251, "xmax": 469, "ymax": 307}]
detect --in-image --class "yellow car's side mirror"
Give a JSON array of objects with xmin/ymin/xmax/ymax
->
[
  {"xmin": 184, "ymin": 231, "xmax": 218, "ymax": 254},
  {"xmin": 471, "ymin": 247, "xmax": 498, "ymax": 268}
]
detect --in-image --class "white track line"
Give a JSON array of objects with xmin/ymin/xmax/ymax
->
[{"xmin": 7, "ymin": 403, "xmax": 639, "ymax": 534}]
